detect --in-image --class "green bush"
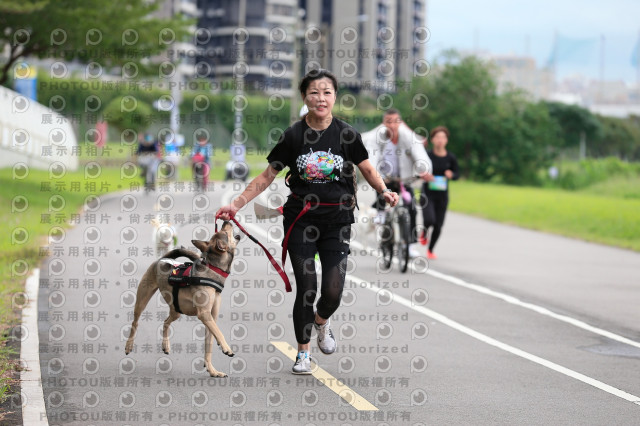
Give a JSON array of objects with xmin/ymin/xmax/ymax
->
[
  {"xmin": 103, "ymin": 96, "xmax": 153, "ymax": 134},
  {"xmin": 553, "ymin": 157, "xmax": 640, "ymax": 190}
]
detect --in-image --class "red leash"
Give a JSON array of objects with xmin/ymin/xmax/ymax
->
[{"xmin": 216, "ymin": 214, "xmax": 292, "ymax": 292}]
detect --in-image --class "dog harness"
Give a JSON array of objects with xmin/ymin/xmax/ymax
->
[{"xmin": 167, "ymin": 261, "xmax": 228, "ymax": 314}]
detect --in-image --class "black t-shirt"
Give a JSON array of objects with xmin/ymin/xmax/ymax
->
[
  {"xmin": 267, "ymin": 117, "xmax": 369, "ymax": 224},
  {"xmin": 424, "ymin": 150, "xmax": 460, "ymax": 194}
]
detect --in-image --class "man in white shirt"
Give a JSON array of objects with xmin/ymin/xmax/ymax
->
[{"xmin": 362, "ymin": 109, "xmax": 433, "ymax": 258}]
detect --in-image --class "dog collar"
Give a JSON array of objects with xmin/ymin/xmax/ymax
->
[{"xmin": 204, "ymin": 262, "xmax": 229, "ymax": 278}]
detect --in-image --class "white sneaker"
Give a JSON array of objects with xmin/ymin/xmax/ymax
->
[
  {"xmin": 409, "ymin": 244, "xmax": 422, "ymax": 258},
  {"xmin": 292, "ymin": 351, "xmax": 312, "ymax": 374},
  {"xmin": 314, "ymin": 319, "xmax": 336, "ymax": 354}
]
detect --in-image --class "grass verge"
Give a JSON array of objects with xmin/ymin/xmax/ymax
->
[
  {"xmin": 0, "ymin": 143, "xmax": 269, "ymax": 408},
  {"xmin": 449, "ymin": 180, "xmax": 640, "ymax": 251},
  {"xmin": 0, "ymin": 149, "xmax": 138, "ymax": 408}
]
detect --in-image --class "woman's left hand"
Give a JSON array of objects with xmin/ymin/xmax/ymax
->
[{"xmin": 383, "ymin": 191, "xmax": 399, "ymax": 207}]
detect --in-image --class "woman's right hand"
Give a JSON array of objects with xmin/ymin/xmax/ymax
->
[{"xmin": 216, "ymin": 204, "xmax": 239, "ymax": 221}]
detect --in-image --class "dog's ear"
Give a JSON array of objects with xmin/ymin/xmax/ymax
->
[{"xmin": 192, "ymin": 239, "xmax": 208, "ymax": 253}]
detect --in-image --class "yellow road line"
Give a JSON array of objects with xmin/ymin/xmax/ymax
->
[{"xmin": 270, "ymin": 340, "xmax": 378, "ymax": 411}]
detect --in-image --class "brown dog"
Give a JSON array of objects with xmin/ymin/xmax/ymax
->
[{"xmin": 125, "ymin": 221, "xmax": 240, "ymax": 377}]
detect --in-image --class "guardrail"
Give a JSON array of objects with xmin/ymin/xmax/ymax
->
[{"xmin": 0, "ymin": 84, "xmax": 78, "ymax": 171}]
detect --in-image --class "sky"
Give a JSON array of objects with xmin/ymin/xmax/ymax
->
[{"xmin": 425, "ymin": 0, "xmax": 640, "ymax": 84}]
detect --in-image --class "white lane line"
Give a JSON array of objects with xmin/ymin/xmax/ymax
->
[
  {"xmin": 20, "ymin": 269, "xmax": 50, "ymax": 425},
  {"xmin": 425, "ymin": 268, "xmax": 640, "ymax": 350},
  {"xmin": 349, "ymin": 240, "xmax": 640, "ymax": 350},
  {"xmin": 347, "ymin": 273, "xmax": 640, "ymax": 406}
]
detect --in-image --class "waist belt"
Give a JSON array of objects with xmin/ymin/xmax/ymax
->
[{"xmin": 167, "ymin": 262, "xmax": 228, "ymax": 314}]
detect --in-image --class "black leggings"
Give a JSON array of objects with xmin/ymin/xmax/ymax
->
[
  {"xmin": 420, "ymin": 190, "xmax": 449, "ymax": 252},
  {"xmin": 284, "ymin": 221, "xmax": 350, "ymax": 344}
]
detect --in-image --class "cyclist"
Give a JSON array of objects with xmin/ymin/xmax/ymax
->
[
  {"xmin": 363, "ymin": 109, "xmax": 433, "ymax": 258},
  {"xmin": 161, "ymin": 132, "xmax": 181, "ymax": 182},
  {"xmin": 191, "ymin": 132, "xmax": 213, "ymax": 191},
  {"xmin": 136, "ymin": 132, "xmax": 161, "ymax": 192},
  {"xmin": 419, "ymin": 126, "xmax": 459, "ymax": 259}
]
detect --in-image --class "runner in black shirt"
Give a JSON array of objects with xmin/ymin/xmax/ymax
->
[
  {"xmin": 217, "ymin": 69, "xmax": 398, "ymax": 374},
  {"xmin": 419, "ymin": 126, "xmax": 460, "ymax": 259}
]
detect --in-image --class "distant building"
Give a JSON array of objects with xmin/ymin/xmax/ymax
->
[
  {"xmin": 490, "ymin": 55, "xmax": 554, "ymax": 100},
  {"xmin": 196, "ymin": 0, "xmax": 427, "ymax": 94}
]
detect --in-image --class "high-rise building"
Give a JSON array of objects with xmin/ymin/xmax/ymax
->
[
  {"xmin": 196, "ymin": 0, "xmax": 427, "ymax": 94},
  {"xmin": 303, "ymin": 0, "xmax": 426, "ymax": 92},
  {"xmin": 197, "ymin": 0, "xmax": 298, "ymax": 94}
]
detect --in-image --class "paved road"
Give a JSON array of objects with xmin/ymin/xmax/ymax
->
[{"xmin": 33, "ymin": 180, "xmax": 640, "ymax": 425}]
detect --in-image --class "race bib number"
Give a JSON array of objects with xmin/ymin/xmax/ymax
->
[{"xmin": 428, "ymin": 175, "xmax": 448, "ymax": 191}]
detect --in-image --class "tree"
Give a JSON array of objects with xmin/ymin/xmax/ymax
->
[
  {"xmin": 396, "ymin": 51, "xmax": 560, "ymax": 185},
  {"xmin": 544, "ymin": 102, "xmax": 602, "ymax": 149},
  {"xmin": 0, "ymin": 0, "xmax": 191, "ymax": 86},
  {"xmin": 396, "ymin": 51, "xmax": 500, "ymax": 179},
  {"xmin": 103, "ymin": 95, "xmax": 153, "ymax": 135},
  {"xmin": 489, "ymin": 92, "xmax": 560, "ymax": 184},
  {"xmin": 594, "ymin": 116, "xmax": 640, "ymax": 160}
]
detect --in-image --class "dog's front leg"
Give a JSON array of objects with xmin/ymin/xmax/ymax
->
[
  {"xmin": 162, "ymin": 309, "xmax": 180, "ymax": 354},
  {"xmin": 197, "ymin": 309, "xmax": 234, "ymax": 358},
  {"xmin": 203, "ymin": 326, "xmax": 227, "ymax": 377}
]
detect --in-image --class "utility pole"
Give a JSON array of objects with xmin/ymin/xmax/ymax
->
[
  {"xmin": 599, "ymin": 34, "xmax": 605, "ymax": 104},
  {"xmin": 234, "ymin": 0, "xmax": 247, "ymax": 140},
  {"xmin": 289, "ymin": 8, "xmax": 305, "ymax": 123},
  {"xmin": 636, "ymin": 29, "xmax": 640, "ymax": 105}
]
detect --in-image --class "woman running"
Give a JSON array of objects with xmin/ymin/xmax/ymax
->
[
  {"xmin": 216, "ymin": 69, "xmax": 398, "ymax": 374},
  {"xmin": 419, "ymin": 126, "xmax": 460, "ymax": 259}
]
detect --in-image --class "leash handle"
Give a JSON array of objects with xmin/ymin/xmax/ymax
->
[{"xmin": 215, "ymin": 213, "xmax": 292, "ymax": 292}]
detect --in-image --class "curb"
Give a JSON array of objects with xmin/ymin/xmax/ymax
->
[{"xmin": 20, "ymin": 268, "xmax": 48, "ymax": 426}]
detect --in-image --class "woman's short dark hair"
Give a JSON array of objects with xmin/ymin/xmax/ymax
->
[
  {"xmin": 299, "ymin": 69, "xmax": 338, "ymax": 96},
  {"xmin": 429, "ymin": 126, "xmax": 450, "ymax": 139}
]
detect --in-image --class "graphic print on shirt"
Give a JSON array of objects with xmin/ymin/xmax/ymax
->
[{"xmin": 296, "ymin": 148, "xmax": 344, "ymax": 183}]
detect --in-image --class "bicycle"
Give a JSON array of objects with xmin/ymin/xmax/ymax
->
[
  {"xmin": 191, "ymin": 153, "xmax": 209, "ymax": 192},
  {"xmin": 137, "ymin": 153, "xmax": 159, "ymax": 193},
  {"xmin": 376, "ymin": 179, "xmax": 415, "ymax": 273}
]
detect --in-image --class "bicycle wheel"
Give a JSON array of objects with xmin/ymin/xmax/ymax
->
[
  {"xmin": 377, "ymin": 221, "xmax": 393, "ymax": 270},
  {"xmin": 193, "ymin": 163, "xmax": 205, "ymax": 192},
  {"xmin": 396, "ymin": 207, "xmax": 411, "ymax": 273}
]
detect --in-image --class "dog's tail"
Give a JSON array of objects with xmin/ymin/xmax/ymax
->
[{"xmin": 162, "ymin": 247, "xmax": 200, "ymax": 262}]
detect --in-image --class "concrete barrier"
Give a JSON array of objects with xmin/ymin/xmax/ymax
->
[{"xmin": 0, "ymin": 84, "xmax": 78, "ymax": 171}]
